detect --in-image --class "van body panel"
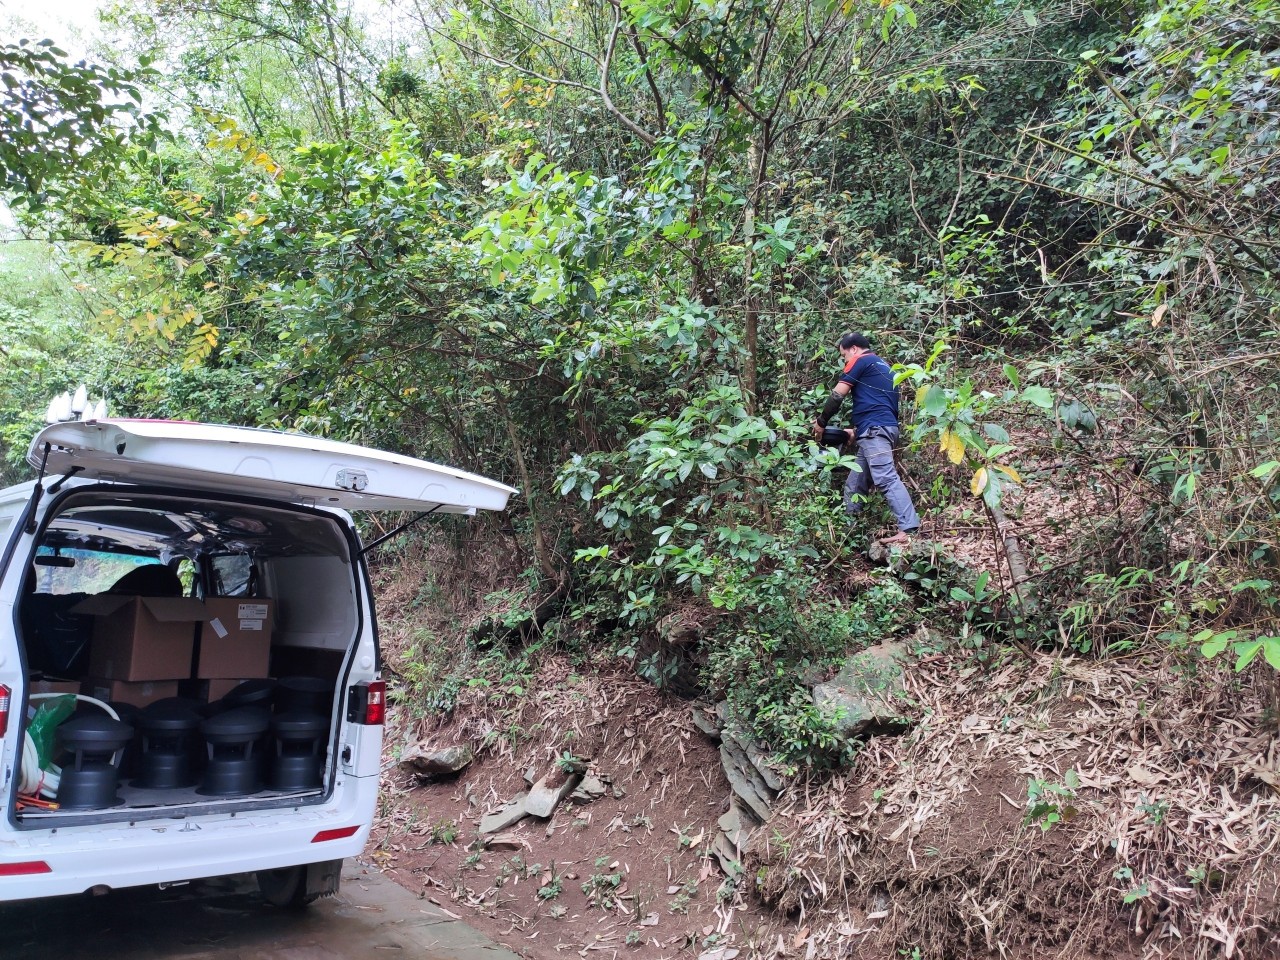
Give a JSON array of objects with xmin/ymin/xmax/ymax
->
[
  {"xmin": 2, "ymin": 421, "xmax": 511, "ymax": 902},
  {"xmin": 29, "ymin": 420, "xmax": 516, "ymax": 513},
  {"xmin": 0, "ymin": 771, "xmax": 377, "ymax": 899}
]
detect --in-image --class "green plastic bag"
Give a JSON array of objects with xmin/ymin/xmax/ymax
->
[{"xmin": 27, "ymin": 694, "xmax": 76, "ymax": 770}]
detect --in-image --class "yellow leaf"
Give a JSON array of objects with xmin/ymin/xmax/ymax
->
[
  {"xmin": 915, "ymin": 385, "xmax": 928, "ymax": 409},
  {"xmin": 940, "ymin": 429, "xmax": 965, "ymax": 464},
  {"xmin": 995, "ymin": 464, "xmax": 1023, "ymax": 483},
  {"xmin": 970, "ymin": 467, "xmax": 988, "ymax": 495}
]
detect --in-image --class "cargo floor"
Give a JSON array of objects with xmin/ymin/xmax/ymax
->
[
  {"xmin": 115, "ymin": 781, "xmax": 321, "ymax": 807},
  {"xmin": 17, "ymin": 782, "xmax": 323, "ymax": 820}
]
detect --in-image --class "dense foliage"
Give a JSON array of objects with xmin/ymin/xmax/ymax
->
[{"xmin": 2, "ymin": 0, "xmax": 1278, "ymax": 760}]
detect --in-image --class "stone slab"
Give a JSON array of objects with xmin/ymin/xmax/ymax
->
[
  {"xmin": 478, "ymin": 791, "xmax": 529, "ymax": 834},
  {"xmin": 812, "ymin": 641, "xmax": 908, "ymax": 738}
]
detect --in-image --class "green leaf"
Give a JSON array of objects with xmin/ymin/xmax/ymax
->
[
  {"xmin": 1263, "ymin": 637, "xmax": 1280, "ymax": 671},
  {"xmin": 1021, "ymin": 385, "xmax": 1053, "ymax": 410},
  {"xmin": 981, "ymin": 472, "xmax": 1003, "ymax": 509},
  {"xmin": 1198, "ymin": 629, "xmax": 1237, "ymax": 658},
  {"xmin": 922, "ymin": 385, "xmax": 948, "ymax": 417},
  {"xmin": 1234, "ymin": 639, "xmax": 1264, "ymax": 671}
]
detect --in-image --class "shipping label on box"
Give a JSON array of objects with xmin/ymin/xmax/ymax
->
[
  {"xmin": 198, "ymin": 597, "xmax": 274, "ymax": 678},
  {"xmin": 74, "ymin": 595, "xmax": 204, "ymax": 681}
]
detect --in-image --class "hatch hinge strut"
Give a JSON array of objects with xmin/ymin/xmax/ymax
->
[
  {"xmin": 22, "ymin": 443, "xmax": 52, "ymax": 534},
  {"xmin": 358, "ymin": 504, "xmax": 443, "ymax": 558}
]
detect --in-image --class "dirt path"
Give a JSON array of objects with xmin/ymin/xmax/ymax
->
[{"xmin": 371, "ymin": 668, "xmax": 789, "ymax": 960}]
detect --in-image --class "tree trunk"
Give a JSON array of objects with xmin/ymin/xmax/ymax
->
[
  {"xmin": 989, "ymin": 502, "xmax": 1037, "ymax": 614},
  {"xmin": 740, "ymin": 136, "xmax": 766, "ymax": 412},
  {"xmin": 497, "ymin": 396, "xmax": 559, "ymax": 585}
]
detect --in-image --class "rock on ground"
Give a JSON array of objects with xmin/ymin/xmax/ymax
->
[
  {"xmin": 399, "ymin": 743, "xmax": 475, "ymax": 779},
  {"xmin": 811, "ymin": 641, "xmax": 909, "ymax": 738}
]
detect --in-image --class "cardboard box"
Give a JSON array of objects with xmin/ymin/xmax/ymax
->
[
  {"xmin": 83, "ymin": 677, "xmax": 179, "ymax": 709},
  {"xmin": 27, "ymin": 678, "xmax": 82, "ymax": 696},
  {"xmin": 199, "ymin": 677, "xmax": 255, "ymax": 702},
  {"xmin": 75, "ymin": 595, "xmax": 204, "ymax": 681},
  {"xmin": 197, "ymin": 598, "xmax": 273, "ymax": 679}
]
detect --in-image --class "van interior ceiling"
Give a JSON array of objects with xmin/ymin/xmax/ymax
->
[{"xmin": 16, "ymin": 490, "xmax": 358, "ymax": 823}]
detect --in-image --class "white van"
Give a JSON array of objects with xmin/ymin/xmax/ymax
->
[{"xmin": 0, "ymin": 418, "xmax": 513, "ymax": 903}]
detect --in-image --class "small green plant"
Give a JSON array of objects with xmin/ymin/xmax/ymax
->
[
  {"xmin": 582, "ymin": 870, "xmax": 623, "ymax": 908},
  {"xmin": 625, "ymin": 930, "xmax": 642, "ymax": 947},
  {"xmin": 629, "ymin": 814, "xmax": 653, "ymax": 830},
  {"xmin": 1114, "ymin": 866, "xmax": 1151, "ymax": 904},
  {"xmin": 537, "ymin": 873, "xmax": 563, "ymax": 900},
  {"xmin": 1024, "ymin": 770, "xmax": 1080, "ymax": 831},
  {"xmin": 1186, "ymin": 863, "xmax": 1223, "ymax": 888},
  {"xmin": 674, "ymin": 824, "xmax": 700, "ymax": 849},
  {"xmin": 463, "ymin": 852, "xmax": 482, "ymax": 868},
  {"xmin": 557, "ymin": 750, "xmax": 586, "ymax": 774},
  {"xmin": 1138, "ymin": 796, "xmax": 1170, "ymax": 825},
  {"xmin": 668, "ymin": 876, "xmax": 699, "ymax": 913},
  {"xmin": 429, "ymin": 818, "xmax": 459, "ymax": 844}
]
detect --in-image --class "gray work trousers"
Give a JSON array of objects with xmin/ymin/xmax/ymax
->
[{"xmin": 842, "ymin": 427, "xmax": 921, "ymax": 532}]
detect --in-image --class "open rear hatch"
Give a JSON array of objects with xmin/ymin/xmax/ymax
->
[
  {"xmin": 29, "ymin": 419, "xmax": 515, "ymax": 513},
  {"xmin": 12, "ymin": 421, "xmax": 514, "ymax": 826}
]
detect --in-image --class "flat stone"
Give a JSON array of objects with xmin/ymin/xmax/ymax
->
[
  {"xmin": 478, "ymin": 792, "xmax": 529, "ymax": 834},
  {"xmin": 721, "ymin": 732, "xmax": 776, "ymax": 805},
  {"xmin": 398, "ymin": 743, "xmax": 475, "ymax": 779},
  {"xmin": 746, "ymin": 741, "xmax": 784, "ymax": 792},
  {"xmin": 484, "ymin": 831, "xmax": 527, "ymax": 851},
  {"xmin": 711, "ymin": 832, "xmax": 742, "ymax": 876},
  {"xmin": 569, "ymin": 773, "xmax": 609, "ymax": 804},
  {"xmin": 812, "ymin": 641, "xmax": 909, "ymax": 738},
  {"xmin": 525, "ymin": 771, "xmax": 580, "ymax": 818},
  {"xmin": 720, "ymin": 743, "xmax": 773, "ymax": 823},
  {"xmin": 718, "ymin": 796, "xmax": 757, "ymax": 859},
  {"xmin": 691, "ymin": 703, "xmax": 721, "ymax": 741}
]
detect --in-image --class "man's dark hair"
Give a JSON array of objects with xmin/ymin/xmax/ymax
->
[{"xmin": 838, "ymin": 332, "xmax": 872, "ymax": 350}]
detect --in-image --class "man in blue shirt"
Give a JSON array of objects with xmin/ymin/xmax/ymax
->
[{"xmin": 812, "ymin": 332, "xmax": 921, "ymax": 543}]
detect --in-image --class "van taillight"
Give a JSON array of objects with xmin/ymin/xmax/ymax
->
[
  {"xmin": 347, "ymin": 680, "xmax": 385, "ymax": 725},
  {"xmin": 0, "ymin": 684, "xmax": 9, "ymax": 738},
  {"xmin": 0, "ymin": 861, "xmax": 52, "ymax": 876}
]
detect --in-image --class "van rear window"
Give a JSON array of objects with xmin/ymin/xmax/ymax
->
[{"xmin": 32, "ymin": 548, "xmax": 160, "ymax": 596}]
